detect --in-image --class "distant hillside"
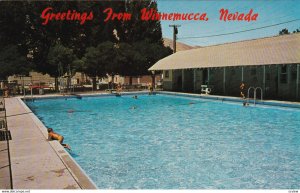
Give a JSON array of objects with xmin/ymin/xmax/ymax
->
[{"xmin": 163, "ymin": 38, "xmax": 196, "ymax": 51}]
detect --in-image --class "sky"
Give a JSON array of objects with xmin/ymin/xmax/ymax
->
[{"xmin": 156, "ymin": 0, "xmax": 300, "ymax": 46}]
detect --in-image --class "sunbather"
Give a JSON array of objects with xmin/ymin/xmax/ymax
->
[{"xmin": 47, "ymin": 128, "xmax": 71, "ymax": 150}]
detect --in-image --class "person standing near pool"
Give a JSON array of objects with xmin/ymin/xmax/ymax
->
[
  {"xmin": 117, "ymin": 83, "xmax": 122, "ymax": 93},
  {"xmin": 47, "ymin": 128, "xmax": 71, "ymax": 150},
  {"xmin": 240, "ymin": 82, "xmax": 246, "ymax": 99},
  {"xmin": 240, "ymin": 82, "xmax": 250, "ymax": 106},
  {"xmin": 148, "ymin": 82, "xmax": 154, "ymax": 95}
]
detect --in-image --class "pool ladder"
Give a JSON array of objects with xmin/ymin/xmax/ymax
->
[{"xmin": 247, "ymin": 87, "xmax": 263, "ymax": 105}]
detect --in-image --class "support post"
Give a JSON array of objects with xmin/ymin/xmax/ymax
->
[
  {"xmin": 22, "ymin": 76, "xmax": 25, "ymax": 98},
  {"xmin": 151, "ymin": 71, "xmax": 155, "ymax": 91},
  {"xmin": 193, "ymin": 69, "xmax": 197, "ymax": 92},
  {"xmin": 30, "ymin": 76, "xmax": 33, "ymax": 100},
  {"xmin": 182, "ymin": 69, "xmax": 184, "ymax": 92},
  {"xmin": 297, "ymin": 64, "xmax": 299, "ymax": 99},
  {"xmin": 263, "ymin": 65, "xmax": 266, "ymax": 95},
  {"xmin": 241, "ymin": 66, "xmax": 244, "ymax": 82},
  {"xmin": 169, "ymin": 25, "xmax": 181, "ymax": 53},
  {"xmin": 223, "ymin": 68, "xmax": 226, "ymax": 94},
  {"xmin": 277, "ymin": 65, "xmax": 280, "ymax": 97},
  {"xmin": 207, "ymin": 68, "xmax": 210, "ymax": 85}
]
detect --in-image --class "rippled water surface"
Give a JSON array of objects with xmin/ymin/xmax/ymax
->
[{"xmin": 26, "ymin": 94, "xmax": 300, "ymax": 189}]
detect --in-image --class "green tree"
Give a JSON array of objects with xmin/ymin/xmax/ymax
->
[
  {"xmin": 115, "ymin": 40, "xmax": 172, "ymax": 83},
  {"xmin": 46, "ymin": 43, "xmax": 76, "ymax": 91},
  {"xmin": 293, "ymin": 28, "xmax": 300, "ymax": 33},
  {"xmin": 0, "ymin": 2, "xmax": 32, "ymax": 79},
  {"xmin": 120, "ymin": 0, "xmax": 164, "ymax": 45},
  {"xmin": 0, "ymin": 1, "xmax": 119, "ymax": 77},
  {"xmin": 279, "ymin": 28, "xmax": 290, "ymax": 35},
  {"xmin": 83, "ymin": 42, "xmax": 116, "ymax": 90},
  {"xmin": 133, "ymin": 40, "xmax": 172, "ymax": 83},
  {"xmin": 134, "ymin": 40, "xmax": 172, "ymax": 74},
  {"xmin": 0, "ymin": 45, "xmax": 29, "ymax": 79},
  {"xmin": 0, "ymin": 1, "xmax": 172, "ymax": 88},
  {"xmin": 115, "ymin": 0, "xmax": 172, "ymax": 84}
]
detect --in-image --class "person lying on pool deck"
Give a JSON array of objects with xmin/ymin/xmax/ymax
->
[{"xmin": 47, "ymin": 128, "xmax": 71, "ymax": 150}]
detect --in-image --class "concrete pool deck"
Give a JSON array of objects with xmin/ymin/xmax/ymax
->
[{"xmin": 3, "ymin": 97, "xmax": 97, "ymax": 189}]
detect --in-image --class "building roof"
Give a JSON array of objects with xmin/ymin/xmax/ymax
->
[
  {"xmin": 163, "ymin": 38, "xmax": 196, "ymax": 51},
  {"xmin": 149, "ymin": 33, "xmax": 300, "ymax": 71}
]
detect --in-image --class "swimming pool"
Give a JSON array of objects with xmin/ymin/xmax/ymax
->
[{"xmin": 25, "ymin": 93, "xmax": 300, "ymax": 189}]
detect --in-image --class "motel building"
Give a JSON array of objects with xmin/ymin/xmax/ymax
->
[{"xmin": 150, "ymin": 33, "xmax": 300, "ymax": 101}]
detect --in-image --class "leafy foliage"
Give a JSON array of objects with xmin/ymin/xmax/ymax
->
[
  {"xmin": 46, "ymin": 43, "xmax": 76, "ymax": 77},
  {"xmin": 0, "ymin": 1, "xmax": 172, "ymax": 81},
  {"xmin": 0, "ymin": 45, "xmax": 29, "ymax": 79},
  {"xmin": 293, "ymin": 28, "xmax": 300, "ymax": 33},
  {"xmin": 279, "ymin": 28, "xmax": 290, "ymax": 35},
  {"xmin": 83, "ymin": 42, "xmax": 115, "ymax": 78}
]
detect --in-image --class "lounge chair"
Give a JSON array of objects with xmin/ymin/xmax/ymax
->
[
  {"xmin": 201, "ymin": 85, "xmax": 211, "ymax": 95},
  {"xmin": 0, "ymin": 118, "xmax": 5, "ymax": 129},
  {"xmin": 0, "ymin": 129, "xmax": 12, "ymax": 141},
  {"xmin": 0, "ymin": 98, "xmax": 4, "ymax": 111}
]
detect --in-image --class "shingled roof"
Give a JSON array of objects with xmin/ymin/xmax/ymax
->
[{"xmin": 149, "ymin": 33, "xmax": 300, "ymax": 71}]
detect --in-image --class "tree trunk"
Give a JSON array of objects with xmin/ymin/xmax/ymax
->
[
  {"xmin": 129, "ymin": 76, "xmax": 132, "ymax": 85},
  {"xmin": 55, "ymin": 77, "xmax": 59, "ymax": 92},
  {"xmin": 85, "ymin": 74, "xmax": 88, "ymax": 83},
  {"xmin": 66, "ymin": 76, "xmax": 71, "ymax": 93},
  {"xmin": 92, "ymin": 77, "xmax": 97, "ymax": 91},
  {"xmin": 151, "ymin": 74, "xmax": 155, "ymax": 90},
  {"xmin": 111, "ymin": 74, "xmax": 114, "ymax": 89},
  {"xmin": 81, "ymin": 73, "xmax": 84, "ymax": 85}
]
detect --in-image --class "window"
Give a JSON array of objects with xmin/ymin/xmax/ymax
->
[
  {"xmin": 280, "ymin": 65, "xmax": 288, "ymax": 84},
  {"xmin": 165, "ymin": 70, "xmax": 169, "ymax": 78}
]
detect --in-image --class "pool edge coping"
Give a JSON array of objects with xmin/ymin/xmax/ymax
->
[
  {"xmin": 22, "ymin": 91, "xmax": 300, "ymax": 109},
  {"xmin": 22, "ymin": 91, "xmax": 151, "ymax": 100},
  {"xmin": 17, "ymin": 97, "xmax": 98, "ymax": 189},
  {"xmin": 157, "ymin": 91, "xmax": 300, "ymax": 109}
]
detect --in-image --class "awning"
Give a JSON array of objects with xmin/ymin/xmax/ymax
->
[{"xmin": 149, "ymin": 33, "xmax": 300, "ymax": 71}]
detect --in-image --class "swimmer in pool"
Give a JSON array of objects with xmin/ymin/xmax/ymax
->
[
  {"xmin": 67, "ymin": 109, "xmax": 74, "ymax": 113},
  {"xmin": 243, "ymin": 102, "xmax": 249, "ymax": 107}
]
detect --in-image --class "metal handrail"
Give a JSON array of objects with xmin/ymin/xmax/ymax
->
[
  {"xmin": 254, "ymin": 87, "xmax": 263, "ymax": 105},
  {"xmin": 247, "ymin": 86, "xmax": 263, "ymax": 105},
  {"xmin": 247, "ymin": 87, "xmax": 255, "ymax": 104}
]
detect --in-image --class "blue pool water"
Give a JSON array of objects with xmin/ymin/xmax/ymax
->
[{"xmin": 26, "ymin": 94, "xmax": 300, "ymax": 189}]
